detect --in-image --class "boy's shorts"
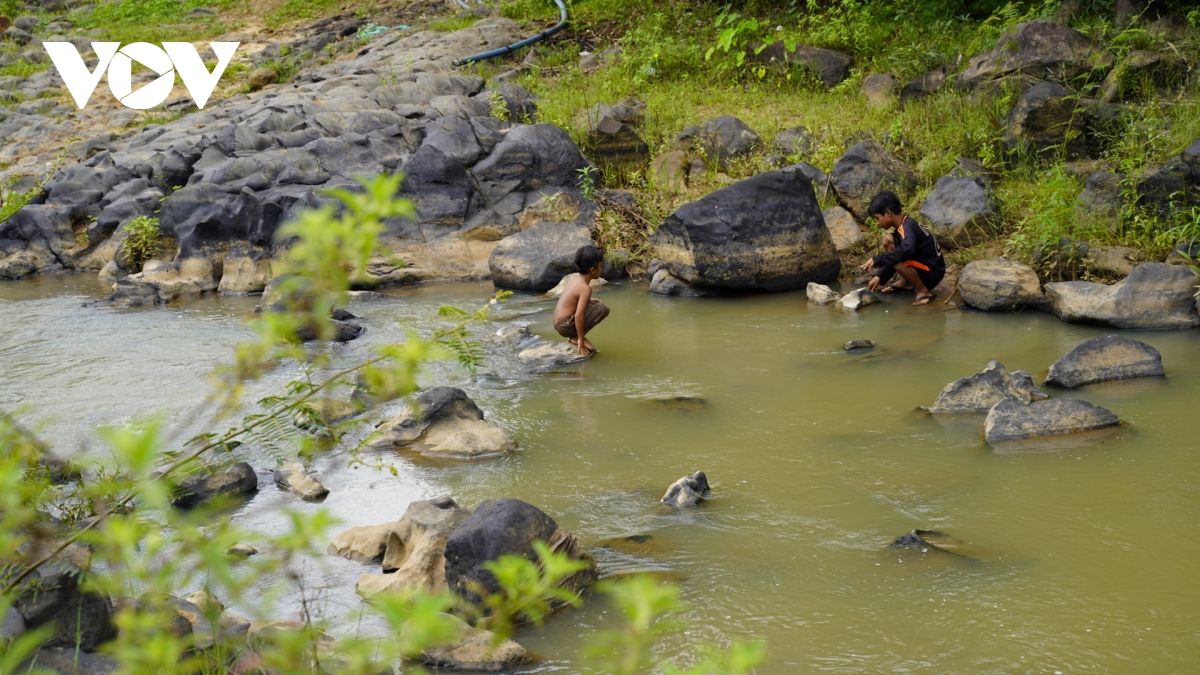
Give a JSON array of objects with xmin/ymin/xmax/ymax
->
[
  {"xmin": 554, "ymin": 299, "xmax": 609, "ymax": 338},
  {"xmin": 899, "ymin": 261, "xmax": 945, "ymax": 290}
]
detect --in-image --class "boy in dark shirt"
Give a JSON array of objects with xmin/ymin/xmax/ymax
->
[{"xmin": 856, "ymin": 191, "xmax": 945, "ymax": 306}]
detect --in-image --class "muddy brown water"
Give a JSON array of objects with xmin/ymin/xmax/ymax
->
[{"xmin": 1, "ymin": 276, "xmax": 1198, "ymax": 672}]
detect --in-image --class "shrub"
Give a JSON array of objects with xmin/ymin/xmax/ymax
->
[{"xmin": 122, "ymin": 215, "xmax": 163, "ymax": 272}]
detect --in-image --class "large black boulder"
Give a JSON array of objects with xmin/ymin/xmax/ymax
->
[
  {"xmin": 1136, "ymin": 139, "xmax": 1200, "ymax": 216},
  {"xmin": 488, "ymin": 223, "xmax": 595, "ymax": 292},
  {"xmin": 1002, "ymin": 81, "xmax": 1093, "ymax": 160},
  {"xmin": 649, "ymin": 168, "xmax": 838, "ymax": 293},
  {"xmin": 172, "ymin": 461, "xmax": 259, "ymax": 509},
  {"xmin": 14, "ymin": 563, "xmax": 117, "ymax": 652},
  {"xmin": 443, "ymin": 498, "xmax": 596, "ymax": 603},
  {"xmin": 957, "ymin": 21, "xmax": 1113, "ymax": 90}
]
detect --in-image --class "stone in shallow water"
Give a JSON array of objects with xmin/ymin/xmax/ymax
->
[
  {"xmin": 1043, "ymin": 263, "xmax": 1199, "ymax": 329},
  {"xmin": 926, "ymin": 360, "xmax": 1047, "ymax": 414},
  {"xmin": 843, "ymin": 339, "xmax": 874, "ymax": 353},
  {"xmin": 367, "ymin": 387, "xmax": 515, "ymax": 459},
  {"xmin": 517, "ymin": 341, "xmax": 592, "ymax": 371},
  {"xmin": 839, "ymin": 287, "xmax": 876, "ymax": 310},
  {"xmin": 1045, "ymin": 334, "xmax": 1164, "ymax": 388},
  {"xmin": 807, "ymin": 282, "xmax": 841, "ymax": 305},
  {"xmin": 272, "ymin": 461, "xmax": 329, "ymax": 501},
  {"xmin": 984, "ymin": 398, "xmax": 1119, "ymax": 444},
  {"xmin": 661, "ymin": 471, "xmax": 711, "ymax": 507}
]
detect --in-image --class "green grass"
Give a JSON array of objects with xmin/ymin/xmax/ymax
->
[
  {"xmin": 427, "ymin": 14, "xmax": 481, "ymax": 32},
  {"xmin": 0, "ymin": 60, "xmax": 47, "ymax": 78},
  {"xmin": 73, "ymin": 0, "xmax": 238, "ymax": 42},
  {"xmin": 0, "ymin": 190, "xmax": 34, "ymax": 223}
]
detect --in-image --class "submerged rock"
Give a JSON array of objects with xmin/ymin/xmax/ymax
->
[
  {"xmin": 172, "ymin": 461, "xmax": 258, "ymax": 509},
  {"xmin": 354, "ymin": 497, "xmax": 470, "ymax": 597},
  {"xmin": 1045, "ymin": 335, "xmax": 1164, "ymax": 388},
  {"xmin": 843, "ymin": 339, "xmax": 875, "ymax": 353},
  {"xmin": 272, "ymin": 461, "xmax": 329, "ymax": 501},
  {"xmin": 367, "ymin": 387, "xmax": 515, "ymax": 459},
  {"xmin": 660, "ymin": 471, "xmax": 711, "ymax": 507},
  {"xmin": 648, "ymin": 267, "xmax": 707, "ymax": 297},
  {"xmin": 806, "ymin": 282, "xmax": 841, "ymax": 305},
  {"xmin": 958, "ymin": 257, "xmax": 1043, "ymax": 311},
  {"xmin": 1043, "ymin": 263, "xmax": 1199, "ymax": 329},
  {"xmin": 443, "ymin": 498, "xmax": 596, "ymax": 605},
  {"xmin": 650, "ymin": 168, "xmax": 838, "ymax": 293},
  {"xmin": 517, "ymin": 341, "xmax": 593, "ymax": 370},
  {"xmin": 926, "ymin": 360, "xmax": 1047, "ymax": 414},
  {"xmin": 890, "ymin": 529, "xmax": 971, "ymax": 557},
  {"xmin": 984, "ymin": 398, "xmax": 1120, "ymax": 444}
]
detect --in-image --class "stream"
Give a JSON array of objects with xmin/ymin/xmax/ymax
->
[{"xmin": 1, "ymin": 275, "xmax": 1198, "ymax": 672}]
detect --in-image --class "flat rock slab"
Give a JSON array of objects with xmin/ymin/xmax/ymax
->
[
  {"xmin": 1043, "ymin": 263, "xmax": 1199, "ymax": 329},
  {"xmin": 984, "ymin": 398, "xmax": 1119, "ymax": 444},
  {"xmin": 1045, "ymin": 335, "xmax": 1164, "ymax": 388},
  {"xmin": 518, "ymin": 341, "xmax": 592, "ymax": 370}
]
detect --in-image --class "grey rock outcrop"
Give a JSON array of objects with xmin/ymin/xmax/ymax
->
[
  {"xmin": 1002, "ymin": 81, "xmax": 1093, "ymax": 160},
  {"xmin": 957, "ymin": 21, "xmax": 1113, "ymax": 90},
  {"xmin": 831, "ymin": 140, "xmax": 917, "ymax": 220},
  {"xmin": 676, "ymin": 116, "xmax": 761, "ymax": 169},
  {"xmin": 1045, "ymin": 335, "xmax": 1164, "ymax": 388},
  {"xmin": 926, "ymin": 360, "xmax": 1047, "ymax": 414},
  {"xmin": 366, "ymin": 387, "xmax": 515, "ymax": 459},
  {"xmin": 958, "ymin": 257, "xmax": 1043, "ymax": 311},
  {"xmin": 919, "ymin": 175, "xmax": 997, "ymax": 247},
  {"xmin": 489, "ymin": 223, "xmax": 595, "ymax": 293},
  {"xmin": 1136, "ymin": 139, "xmax": 1199, "ymax": 215},
  {"xmin": 650, "ymin": 168, "xmax": 838, "ymax": 293},
  {"xmin": 1043, "ymin": 263, "xmax": 1199, "ymax": 329},
  {"xmin": 0, "ymin": 20, "xmax": 593, "ymax": 291},
  {"xmin": 984, "ymin": 398, "xmax": 1119, "ymax": 444},
  {"xmin": 661, "ymin": 471, "xmax": 711, "ymax": 507}
]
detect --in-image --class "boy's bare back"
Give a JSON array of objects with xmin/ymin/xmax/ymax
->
[{"xmin": 553, "ymin": 275, "xmax": 591, "ymax": 324}]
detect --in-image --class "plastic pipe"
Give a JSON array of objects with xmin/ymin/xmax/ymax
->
[{"xmin": 452, "ymin": 0, "xmax": 567, "ymax": 66}]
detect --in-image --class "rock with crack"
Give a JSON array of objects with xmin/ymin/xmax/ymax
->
[
  {"xmin": 926, "ymin": 360, "xmax": 1047, "ymax": 414},
  {"xmin": 272, "ymin": 461, "xmax": 329, "ymax": 501},
  {"xmin": 366, "ymin": 387, "xmax": 515, "ymax": 459},
  {"xmin": 661, "ymin": 471, "xmax": 711, "ymax": 507},
  {"xmin": 1045, "ymin": 335, "xmax": 1164, "ymax": 388},
  {"xmin": 958, "ymin": 257, "xmax": 1043, "ymax": 311},
  {"xmin": 1043, "ymin": 263, "xmax": 1199, "ymax": 329},
  {"xmin": 984, "ymin": 398, "xmax": 1119, "ymax": 444},
  {"xmin": 650, "ymin": 168, "xmax": 837, "ymax": 293},
  {"xmin": 443, "ymin": 498, "xmax": 597, "ymax": 606},
  {"xmin": 353, "ymin": 497, "xmax": 470, "ymax": 598},
  {"xmin": 806, "ymin": 282, "xmax": 841, "ymax": 305}
]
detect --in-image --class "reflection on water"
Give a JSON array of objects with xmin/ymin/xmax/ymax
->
[{"xmin": 2, "ymin": 275, "xmax": 1199, "ymax": 672}]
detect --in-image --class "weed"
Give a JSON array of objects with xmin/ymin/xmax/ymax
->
[
  {"xmin": 121, "ymin": 215, "xmax": 163, "ymax": 272},
  {"xmin": 577, "ymin": 165, "xmax": 599, "ymax": 202},
  {"xmin": 488, "ymin": 90, "xmax": 510, "ymax": 121}
]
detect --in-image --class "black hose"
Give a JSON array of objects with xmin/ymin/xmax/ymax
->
[{"xmin": 452, "ymin": 0, "xmax": 567, "ymax": 66}]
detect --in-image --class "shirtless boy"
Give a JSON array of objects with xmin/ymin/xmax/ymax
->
[{"xmin": 553, "ymin": 245, "xmax": 609, "ymax": 355}]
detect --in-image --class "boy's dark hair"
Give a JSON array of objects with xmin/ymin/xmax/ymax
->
[
  {"xmin": 575, "ymin": 245, "xmax": 604, "ymax": 273},
  {"xmin": 867, "ymin": 191, "xmax": 903, "ymax": 217}
]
